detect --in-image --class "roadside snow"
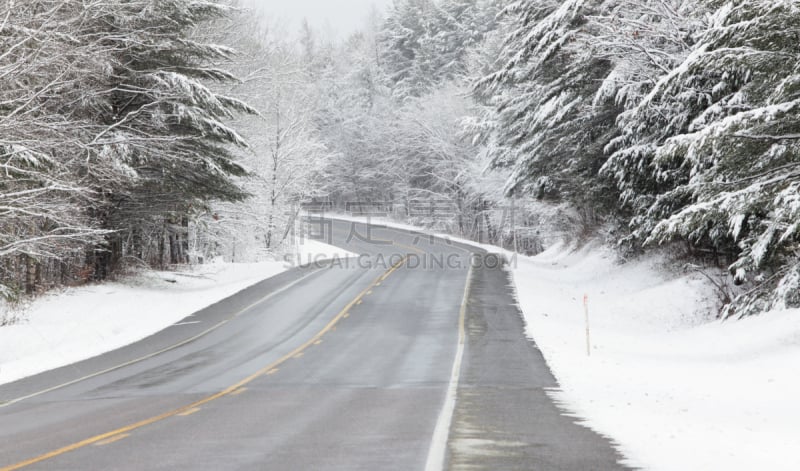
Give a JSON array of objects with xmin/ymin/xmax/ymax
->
[
  {"xmin": 514, "ymin": 243, "xmax": 800, "ymax": 471},
  {"xmin": 0, "ymin": 262, "xmax": 286, "ymax": 386},
  {"xmin": 330, "ymin": 214, "xmax": 800, "ymax": 471},
  {"xmin": 0, "ymin": 237, "xmax": 350, "ymax": 387},
  {"xmin": 295, "ymin": 236, "xmax": 356, "ymax": 264},
  {"xmin": 326, "ymin": 213, "xmax": 440, "ymax": 236}
]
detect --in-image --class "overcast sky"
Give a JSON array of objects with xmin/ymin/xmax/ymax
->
[{"xmin": 243, "ymin": 0, "xmax": 392, "ymax": 38}]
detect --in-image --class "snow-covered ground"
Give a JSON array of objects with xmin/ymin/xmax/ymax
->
[
  {"xmin": 0, "ymin": 262, "xmax": 285, "ymax": 386},
  {"xmin": 0, "ymin": 238, "xmax": 353, "ymax": 387},
  {"xmin": 292, "ymin": 236, "xmax": 357, "ymax": 266},
  {"xmin": 514, "ymin": 243, "xmax": 800, "ymax": 471},
  {"xmin": 331, "ymin": 214, "xmax": 800, "ymax": 471}
]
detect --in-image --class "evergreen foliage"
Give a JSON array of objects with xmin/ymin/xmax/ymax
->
[
  {"xmin": 0, "ymin": 0, "xmax": 256, "ymax": 294},
  {"xmin": 604, "ymin": 0, "xmax": 800, "ymax": 315}
]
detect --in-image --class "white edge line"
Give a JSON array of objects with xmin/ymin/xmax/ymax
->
[
  {"xmin": 0, "ymin": 267, "xmax": 325, "ymax": 408},
  {"xmin": 424, "ymin": 257, "xmax": 473, "ymax": 471}
]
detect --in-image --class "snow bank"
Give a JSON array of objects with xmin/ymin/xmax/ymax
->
[
  {"xmin": 324, "ymin": 213, "xmax": 428, "ymax": 235},
  {"xmin": 0, "ymin": 236, "xmax": 352, "ymax": 386},
  {"xmin": 295, "ymin": 236, "xmax": 356, "ymax": 263},
  {"xmin": 514, "ymin": 243, "xmax": 800, "ymax": 471},
  {"xmin": 0, "ymin": 261, "xmax": 287, "ymax": 386}
]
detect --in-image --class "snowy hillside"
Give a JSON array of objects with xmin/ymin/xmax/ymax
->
[{"xmin": 515, "ymin": 244, "xmax": 800, "ymax": 470}]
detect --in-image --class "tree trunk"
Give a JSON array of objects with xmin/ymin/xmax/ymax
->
[
  {"xmin": 482, "ymin": 202, "xmax": 496, "ymax": 245},
  {"xmin": 132, "ymin": 227, "xmax": 144, "ymax": 262},
  {"xmin": 266, "ymin": 98, "xmax": 281, "ymax": 251},
  {"xmin": 169, "ymin": 230, "xmax": 179, "ymax": 265},
  {"xmin": 25, "ymin": 255, "xmax": 36, "ymax": 295},
  {"xmin": 158, "ymin": 227, "xmax": 166, "ymax": 270},
  {"xmin": 180, "ymin": 216, "xmax": 189, "ymax": 263}
]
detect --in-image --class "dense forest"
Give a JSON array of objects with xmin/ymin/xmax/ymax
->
[{"xmin": 1, "ymin": 0, "xmax": 798, "ymax": 318}]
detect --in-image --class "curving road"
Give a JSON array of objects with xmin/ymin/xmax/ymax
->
[{"xmin": 0, "ymin": 219, "xmax": 629, "ymax": 470}]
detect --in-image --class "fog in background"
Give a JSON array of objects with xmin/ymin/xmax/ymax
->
[{"xmin": 242, "ymin": 0, "xmax": 392, "ymax": 37}]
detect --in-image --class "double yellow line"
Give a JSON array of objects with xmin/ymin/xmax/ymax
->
[{"xmin": 1, "ymin": 256, "xmax": 409, "ymax": 471}]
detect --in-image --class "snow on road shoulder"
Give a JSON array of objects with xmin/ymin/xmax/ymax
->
[
  {"xmin": 513, "ymin": 243, "xmax": 800, "ymax": 471},
  {"xmin": 296, "ymin": 235, "xmax": 356, "ymax": 263},
  {"xmin": 326, "ymin": 213, "xmax": 427, "ymax": 234},
  {"xmin": 0, "ymin": 261, "xmax": 287, "ymax": 386}
]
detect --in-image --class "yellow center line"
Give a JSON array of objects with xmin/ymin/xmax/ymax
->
[
  {"xmin": 177, "ymin": 408, "xmax": 201, "ymax": 417},
  {"xmin": 230, "ymin": 388, "xmax": 248, "ymax": 396},
  {"xmin": 94, "ymin": 434, "xmax": 129, "ymax": 447},
  {"xmin": 0, "ymin": 256, "xmax": 408, "ymax": 471}
]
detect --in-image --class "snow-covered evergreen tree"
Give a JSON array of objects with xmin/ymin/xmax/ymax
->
[
  {"xmin": 0, "ymin": 0, "xmax": 257, "ymax": 294},
  {"xmin": 590, "ymin": 0, "xmax": 705, "ymax": 113},
  {"xmin": 477, "ymin": 0, "xmax": 620, "ymax": 215},
  {"xmin": 419, "ymin": 0, "xmax": 481, "ymax": 83},
  {"xmin": 380, "ymin": 0, "xmax": 434, "ymax": 100},
  {"xmin": 79, "ymin": 0, "xmax": 257, "ymax": 275},
  {"xmin": 382, "ymin": 0, "xmax": 502, "ymax": 99},
  {"xmin": 603, "ymin": 0, "xmax": 800, "ymax": 315}
]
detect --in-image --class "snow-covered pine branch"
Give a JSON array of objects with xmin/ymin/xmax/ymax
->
[{"xmin": 603, "ymin": 0, "xmax": 800, "ymax": 316}]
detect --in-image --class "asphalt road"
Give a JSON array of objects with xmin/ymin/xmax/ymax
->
[{"xmin": 0, "ymin": 219, "xmax": 629, "ymax": 470}]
